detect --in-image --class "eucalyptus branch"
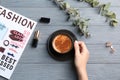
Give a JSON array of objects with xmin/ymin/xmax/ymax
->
[
  {"xmin": 78, "ymin": 0, "xmax": 99, "ymax": 7},
  {"xmin": 53, "ymin": 0, "xmax": 90, "ymax": 38},
  {"xmin": 78, "ymin": 0, "xmax": 118, "ymax": 27},
  {"xmin": 99, "ymin": 3, "xmax": 118, "ymax": 27}
]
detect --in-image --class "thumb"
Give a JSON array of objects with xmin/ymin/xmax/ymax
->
[{"xmin": 74, "ymin": 40, "xmax": 80, "ymax": 56}]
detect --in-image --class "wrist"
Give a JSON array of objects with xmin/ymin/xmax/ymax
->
[
  {"xmin": 76, "ymin": 67, "xmax": 88, "ymax": 80},
  {"xmin": 76, "ymin": 64, "xmax": 87, "ymax": 73},
  {"xmin": 77, "ymin": 67, "xmax": 87, "ymax": 74}
]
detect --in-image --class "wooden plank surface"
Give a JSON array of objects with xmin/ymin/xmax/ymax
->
[
  {"xmin": 1, "ymin": 64, "xmax": 120, "ymax": 80},
  {"xmin": 0, "ymin": 0, "xmax": 120, "ymax": 80},
  {"xmin": 1, "ymin": 0, "xmax": 120, "ymax": 7}
]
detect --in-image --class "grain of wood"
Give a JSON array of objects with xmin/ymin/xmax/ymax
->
[
  {"xmin": 0, "ymin": 0, "xmax": 120, "ymax": 80},
  {"xmin": 1, "ymin": 0, "xmax": 120, "ymax": 7}
]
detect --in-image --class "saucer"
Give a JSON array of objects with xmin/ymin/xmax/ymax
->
[{"xmin": 47, "ymin": 29, "xmax": 77, "ymax": 61}]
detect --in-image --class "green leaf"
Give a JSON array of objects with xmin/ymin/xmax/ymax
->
[
  {"xmin": 99, "ymin": 3, "xmax": 111, "ymax": 15},
  {"xmin": 110, "ymin": 19, "xmax": 118, "ymax": 27},
  {"xmin": 103, "ymin": 3, "xmax": 111, "ymax": 11},
  {"xmin": 106, "ymin": 11, "xmax": 116, "ymax": 19},
  {"xmin": 91, "ymin": 0, "xmax": 99, "ymax": 7},
  {"xmin": 66, "ymin": 8, "xmax": 79, "ymax": 18},
  {"xmin": 63, "ymin": 2, "xmax": 70, "ymax": 9},
  {"xmin": 84, "ymin": 0, "xmax": 93, "ymax": 3},
  {"xmin": 73, "ymin": 19, "xmax": 80, "ymax": 26},
  {"xmin": 84, "ymin": 0, "xmax": 99, "ymax": 7}
]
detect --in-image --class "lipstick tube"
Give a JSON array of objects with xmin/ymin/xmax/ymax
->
[{"xmin": 32, "ymin": 30, "xmax": 40, "ymax": 48}]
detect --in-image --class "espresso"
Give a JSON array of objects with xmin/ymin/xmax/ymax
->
[{"xmin": 52, "ymin": 34, "xmax": 72, "ymax": 54}]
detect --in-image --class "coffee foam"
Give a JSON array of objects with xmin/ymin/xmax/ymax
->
[{"xmin": 52, "ymin": 34, "xmax": 72, "ymax": 54}]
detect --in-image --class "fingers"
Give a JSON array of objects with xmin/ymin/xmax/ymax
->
[
  {"xmin": 78, "ymin": 41, "xmax": 87, "ymax": 53},
  {"xmin": 74, "ymin": 40, "xmax": 80, "ymax": 55},
  {"xmin": 74, "ymin": 41, "xmax": 89, "ymax": 54}
]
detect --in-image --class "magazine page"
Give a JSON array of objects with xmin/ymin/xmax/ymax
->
[{"xmin": 0, "ymin": 5, "xmax": 37, "ymax": 79}]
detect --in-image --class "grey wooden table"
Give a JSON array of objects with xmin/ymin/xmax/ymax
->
[{"xmin": 0, "ymin": 0, "xmax": 120, "ymax": 80}]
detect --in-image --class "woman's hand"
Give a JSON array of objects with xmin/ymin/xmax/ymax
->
[{"xmin": 74, "ymin": 41, "xmax": 89, "ymax": 80}]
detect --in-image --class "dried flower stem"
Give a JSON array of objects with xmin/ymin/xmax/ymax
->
[{"xmin": 105, "ymin": 41, "xmax": 115, "ymax": 53}]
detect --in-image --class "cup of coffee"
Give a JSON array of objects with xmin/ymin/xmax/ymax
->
[
  {"xmin": 52, "ymin": 34, "xmax": 73, "ymax": 54},
  {"xmin": 47, "ymin": 29, "xmax": 77, "ymax": 61}
]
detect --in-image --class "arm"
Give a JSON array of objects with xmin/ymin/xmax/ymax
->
[{"xmin": 74, "ymin": 41, "xmax": 89, "ymax": 80}]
